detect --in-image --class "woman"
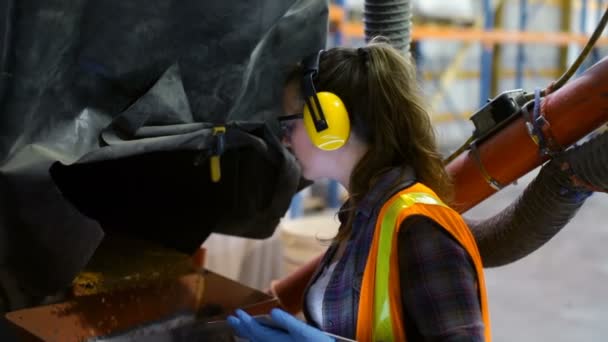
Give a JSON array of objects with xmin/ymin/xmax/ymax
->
[{"xmin": 227, "ymin": 38, "xmax": 491, "ymax": 342}]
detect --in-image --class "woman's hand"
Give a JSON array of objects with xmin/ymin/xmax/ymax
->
[{"xmin": 227, "ymin": 308, "xmax": 334, "ymax": 342}]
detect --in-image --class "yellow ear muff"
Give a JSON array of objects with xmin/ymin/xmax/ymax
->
[{"xmin": 303, "ymin": 92, "xmax": 350, "ymax": 151}]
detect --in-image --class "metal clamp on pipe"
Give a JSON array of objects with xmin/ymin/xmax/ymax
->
[
  {"xmin": 210, "ymin": 126, "xmax": 226, "ymax": 183},
  {"xmin": 523, "ymin": 89, "xmax": 563, "ymax": 157},
  {"xmin": 469, "ymin": 142, "xmax": 504, "ymax": 191}
]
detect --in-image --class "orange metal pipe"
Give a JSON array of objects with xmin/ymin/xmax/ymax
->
[
  {"xmin": 272, "ymin": 57, "xmax": 608, "ymax": 313},
  {"xmin": 270, "ymin": 253, "xmax": 323, "ymax": 314},
  {"xmin": 450, "ymin": 57, "xmax": 608, "ymax": 211},
  {"xmin": 339, "ymin": 23, "xmax": 608, "ymax": 46}
]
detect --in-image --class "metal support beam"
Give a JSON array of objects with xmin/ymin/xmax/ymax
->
[
  {"xmin": 332, "ymin": 0, "xmax": 345, "ymax": 47},
  {"xmin": 492, "ymin": 0, "xmax": 506, "ymax": 96},
  {"xmin": 430, "ymin": 44, "xmax": 477, "ymax": 110},
  {"xmin": 591, "ymin": 0, "xmax": 604, "ymax": 64},
  {"xmin": 430, "ymin": 0, "xmax": 508, "ymax": 112},
  {"xmin": 578, "ymin": 0, "xmax": 589, "ymax": 74},
  {"xmin": 516, "ymin": 0, "xmax": 529, "ymax": 89},
  {"xmin": 480, "ymin": 0, "xmax": 495, "ymax": 107},
  {"xmin": 559, "ymin": 0, "xmax": 573, "ymax": 73},
  {"xmin": 328, "ymin": 0, "xmax": 345, "ymax": 209}
]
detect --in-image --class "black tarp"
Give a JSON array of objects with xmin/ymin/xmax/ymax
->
[{"xmin": 0, "ymin": 0, "xmax": 328, "ymax": 298}]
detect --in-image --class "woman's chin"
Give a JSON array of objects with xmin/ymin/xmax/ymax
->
[{"xmin": 300, "ymin": 169, "xmax": 315, "ymax": 182}]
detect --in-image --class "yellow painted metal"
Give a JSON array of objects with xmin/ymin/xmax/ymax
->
[
  {"xmin": 428, "ymin": 25, "xmax": 482, "ymax": 112},
  {"xmin": 422, "ymin": 68, "xmax": 561, "ymax": 80},
  {"xmin": 492, "ymin": 1, "xmax": 507, "ymax": 97},
  {"xmin": 429, "ymin": 43, "xmax": 476, "ymax": 111},
  {"xmin": 429, "ymin": 0, "xmax": 506, "ymax": 113},
  {"xmin": 522, "ymin": 0, "xmax": 602, "ymax": 9},
  {"xmin": 559, "ymin": 0, "xmax": 573, "ymax": 74},
  {"xmin": 210, "ymin": 126, "xmax": 226, "ymax": 183},
  {"xmin": 431, "ymin": 111, "xmax": 474, "ymax": 124}
]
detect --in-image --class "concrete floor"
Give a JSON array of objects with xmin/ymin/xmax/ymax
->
[{"xmin": 465, "ymin": 170, "xmax": 608, "ymax": 342}]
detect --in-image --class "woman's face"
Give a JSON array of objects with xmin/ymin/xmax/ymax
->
[{"xmin": 281, "ymin": 82, "xmax": 338, "ymax": 181}]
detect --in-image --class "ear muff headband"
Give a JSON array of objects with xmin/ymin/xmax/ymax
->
[
  {"xmin": 301, "ymin": 50, "xmax": 351, "ymax": 151},
  {"xmin": 301, "ymin": 51, "xmax": 327, "ymax": 131}
]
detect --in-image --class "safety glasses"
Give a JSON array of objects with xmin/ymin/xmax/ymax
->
[{"xmin": 278, "ymin": 113, "xmax": 303, "ymax": 139}]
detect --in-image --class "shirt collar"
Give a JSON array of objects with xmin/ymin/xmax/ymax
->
[{"xmin": 338, "ymin": 166, "xmax": 415, "ymax": 222}]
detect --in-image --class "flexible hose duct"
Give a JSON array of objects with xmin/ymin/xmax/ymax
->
[
  {"xmin": 467, "ymin": 131, "xmax": 607, "ymax": 267},
  {"xmin": 461, "ymin": 54, "xmax": 608, "ymax": 266},
  {"xmin": 364, "ymin": 0, "xmax": 412, "ymax": 55},
  {"xmin": 568, "ymin": 131, "xmax": 608, "ymax": 190}
]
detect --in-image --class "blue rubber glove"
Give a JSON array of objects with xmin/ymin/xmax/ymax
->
[{"xmin": 227, "ymin": 308, "xmax": 334, "ymax": 342}]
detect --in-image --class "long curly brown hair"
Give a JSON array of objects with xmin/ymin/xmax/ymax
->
[{"xmin": 288, "ymin": 39, "xmax": 452, "ymax": 242}]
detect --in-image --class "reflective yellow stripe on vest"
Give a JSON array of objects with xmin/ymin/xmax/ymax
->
[{"xmin": 373, "ymin": 192, "xmax": 448, "ymax": 341}]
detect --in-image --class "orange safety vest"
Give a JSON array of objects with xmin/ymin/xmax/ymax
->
[{"xmin": 356, "ymin": 183, "xmax": 491, "ymax": 342}]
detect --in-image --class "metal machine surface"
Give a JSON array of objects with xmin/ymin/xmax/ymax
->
[
  {"xmin": 0, "ymin": 0, "xmax": 326, "ymax": 339},
  {"xmin": 0, "ymin": 0, "xmax": 327, "ymax": 307},
  {"xmin": 5, "ymin": 236, "xmax": 277, "ymax": 341}
]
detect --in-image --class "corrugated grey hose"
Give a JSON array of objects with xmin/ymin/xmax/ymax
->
[
  {"xmin": 467, "ymin": 130, "xmax": 608, "ymax": 267},
  {"xmin": 364, "ymin": 0, "xmax": 412, "ymax": 55}
]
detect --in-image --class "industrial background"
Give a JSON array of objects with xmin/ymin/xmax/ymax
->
[
  {"xmin": 0, "ymin": 0, "xmax": 606, "ymax": 340},
  {"xmin": 203, "ymin": 1, "xmax": 608, "ymax": 341}
]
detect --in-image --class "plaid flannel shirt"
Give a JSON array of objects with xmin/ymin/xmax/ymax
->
[{"xmin": 302, "ymin": 167, "xmax": 485, "ymax": 341}]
